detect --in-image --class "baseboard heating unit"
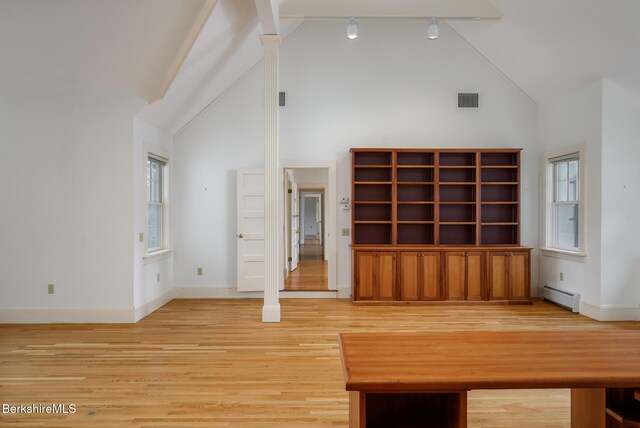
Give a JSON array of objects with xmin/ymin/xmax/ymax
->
[{"xmin": 541, "ymin": 285, "xmax": 581, "ymax": 313}]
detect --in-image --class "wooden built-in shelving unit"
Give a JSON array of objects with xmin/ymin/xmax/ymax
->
[{"xmin": 351, "ymin": 148, "xmax": 531, "ymax": 303}]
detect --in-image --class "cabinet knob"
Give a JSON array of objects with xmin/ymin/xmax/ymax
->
[{"xmin": 373, "ymin": 253, "xmax": 377, "ymax": 256}]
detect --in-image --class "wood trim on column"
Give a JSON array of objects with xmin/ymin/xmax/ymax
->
[{"xmin": 261, "ymin": 34, "xmax": 283, "ymax": 322}]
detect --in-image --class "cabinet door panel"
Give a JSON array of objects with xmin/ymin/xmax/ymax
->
[
  {"xmin": 421, "ymin": 252, "xmax": 442, "ymax": 300},
  {"xmin": 355, "ymin": 252, "xmax": 375, "ymax": 300},
  {"xmin": 377, "ymin": 252, "xmax": 396, "ymax": 300},
  {"xmin": 445, "ymin": 253, "xmax": 466, "ymax": 300},
  {"xmin": 399, "ymin": 252, "xmax": 420, "ymax": 301},
  {"xmin": 466, "ymin": 252, "xmax": 484, "ymax": 300},
  {"xmin": 489, "ymin": 253, "xmax": 509, "ymax": 300},
  {"xmin": 509, "ymin": 251, "xmax": 529, "ymax": 300}
]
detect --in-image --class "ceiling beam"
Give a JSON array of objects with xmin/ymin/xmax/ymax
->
[
  {"xmin": 151, "ymin": 0, "xmax": 218, "ymax": 103},
  {"xmin": 255, "ymin": 0, "xmax": 280, "ymax": 34},
  {"xmin": 280, "ymin": 0, "xmax": 502, "ymax": 20}
]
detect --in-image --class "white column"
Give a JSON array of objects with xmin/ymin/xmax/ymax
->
[{"xmin": 261, "ymin": 34, "xmax": 282, "ymax": 323}]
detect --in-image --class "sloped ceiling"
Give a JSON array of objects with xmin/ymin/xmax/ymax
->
[
  {"xmin": 2, "ymin": 0, "xmax": 639, "ymax": 134},
  {"xmin": 0, "ymin": 0, "xmax": 206, "ymax": 100},
  {"xmin": 449, "ymin": 0, "xmax": 640, "ymax": 105}
]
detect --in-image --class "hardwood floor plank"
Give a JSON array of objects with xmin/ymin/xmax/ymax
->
[{"xmin": 1, "ymin": 299, "xmax": 638, "ymax": 427}]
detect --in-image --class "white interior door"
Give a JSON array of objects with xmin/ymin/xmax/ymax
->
[
  {"xmin": 237, "ymin": 168, "xmax": 265, "ymax": 292},
  {"xmin": 315, "ymin": 195, "xmax": 322, "ymax": 243},
  {"xmin": 290, "ymin": 181, "xmax": 300, "ymax": 271}
]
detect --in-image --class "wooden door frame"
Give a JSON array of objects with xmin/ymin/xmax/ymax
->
[{"xmin": 279, "ymin": 161, "xmax": 337, "ymax": 292}]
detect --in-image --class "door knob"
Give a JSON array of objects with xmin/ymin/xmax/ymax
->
[{"xmin": 237, "ymin": 233, "xmax": 244, "ymax": 239}]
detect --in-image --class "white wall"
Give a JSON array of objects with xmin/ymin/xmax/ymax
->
[
  {"xmin": 133, "ymin": 118, "xmax": 175, "ymax": 320},
  {"xmin": 600, "ymin": 80, "xmax": 640, "ymax": 315},
  {"xmin": 173, "ymin": 66, "xmax": 264, "ymax": 289},
  {"xmin": 0, "ymin": 94, "xmax": 145, "ymax": 322},
  {"xmin": 539, "ymin": 79, "xmax": 640, "ymax": 320},
  {"xmin": 538, "ymin": 80, "xmax": 603, "ymax": 307},
  {"xmin": 173, "ymin": 20, "xmax": 540, "ymax": 292}
]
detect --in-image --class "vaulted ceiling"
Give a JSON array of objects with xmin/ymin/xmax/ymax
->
[{"xmin": 2, "ymin": 0, "xmax": 639, "ymax": 134}]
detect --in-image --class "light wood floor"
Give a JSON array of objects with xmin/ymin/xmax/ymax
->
[
  {"xmin": 284, "ymin": 260, "xmax": 329, "ymax": 291},
  {"xmin": 284, "ymin": 238, "xmax": 328, "ymax": 291},
  {"xmin": 1, "ymin": 299, "xmax": 639, "ymax": 427}
]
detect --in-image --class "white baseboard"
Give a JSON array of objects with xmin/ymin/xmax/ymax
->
[
  {"xmin": 0, "ymin": 307, "xmax": 135, "ymax": 324},
  {"xmin": 262, "ymin": 304, "xmax": 281, "ymax": 322},
  {"xmin": 175, "ymin": 284, "xmax": 264, "ymax": 299},
  {"xmin": 176, "ymin": 285, "xmax": 345, "ymax": 299},
  {"xmin": 134, "ymin": 288, "xmax": 175, "ymax": 322},
  {"xmin": 337, "ymin": 284, "xmax": 351, "ymax": 299},
  {"xmin": 580, "ymin": 300, "xmax": 640, "ymax": 321}
]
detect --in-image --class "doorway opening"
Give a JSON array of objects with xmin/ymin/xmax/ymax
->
[{"xmin": 282, "ymin": 165, "xmax": 335, "ymax": 292}]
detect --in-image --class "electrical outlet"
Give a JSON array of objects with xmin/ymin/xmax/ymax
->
[
  {"xmin": 560, "ymin": 272, "xmax": 564, "ymax": 281},
  {"xmin": 197, "ymin": 267, "xmax": 203, "ymax": 276},
  {"xmin": 157, "ymin": 273, "xmax": 160, "ymax": 282},
  {"xmin": 342, "ymin": 228, "xmax": 350, "ymax": 237},
  {"xmin": 48, "ymin": 284, "xmax": 55, "ymax": 294}
]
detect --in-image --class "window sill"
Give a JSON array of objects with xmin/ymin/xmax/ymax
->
[
  {"xmin": 143, "ymin": 249, "xmax": 173, "ymax": 264},
  {"xmin": 540, "ymin": 248, "xmax": 586, "ymax": 262}
]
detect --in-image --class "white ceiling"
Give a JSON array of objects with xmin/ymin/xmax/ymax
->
[
  {"xmin": 2, "ymin": 0, "xmax": 639, "ymax": 134},
  {"xmin": 449, "ymin": 0, "xmax": 640, "ymax": 106},
  {"xmin": 0, "ymin": 0, "xmax": 206, "ymax": 100}
]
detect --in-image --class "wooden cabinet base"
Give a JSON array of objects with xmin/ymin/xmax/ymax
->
[{"xmin": 353, "ymin": 247, "xmax": 531, "ymax": 304}]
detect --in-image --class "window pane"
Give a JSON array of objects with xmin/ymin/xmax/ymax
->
[
  {"xmin": 568, "ymin": 179, "xmax": 578, "ymax": 201},
  {"xmin": 147, "ymin": 158, "xmax": 163, "ymax": 203},
  {"xmin": 555, "ymin": 179, "xmax": 568, "ymax": 202},
  {"xmin": 568, "ymin": 160, "xmax": 578, "ymax": 180},
  {"xmin": 554, "ymin": 203, "xmax": 579, "ymax": 249},
  {"xmin": 147, "ymin": 204, "xmax": 162, "ymax": 250},
  {"xmin": 556, "ymin": 161, "xmax": 568, "ymax": 181}
]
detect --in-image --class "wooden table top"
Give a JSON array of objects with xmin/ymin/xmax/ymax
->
[{"xmin": 339, "ymin": 330, "xmax": 640, "ymax": 392}]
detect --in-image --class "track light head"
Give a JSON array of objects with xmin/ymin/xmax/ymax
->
[
  {"xmin": 427, "ymin": 18, "xmax": 439, "ymax": 40},
  {"xmin": 347, "ymin": 18, "xmax": 358, "ymax": 40}
]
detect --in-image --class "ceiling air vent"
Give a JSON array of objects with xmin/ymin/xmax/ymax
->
[
  {"xmin": 458, "ymin": 93, "xmax": 479, "ymax": 108},
  {"xmin": 279, "ymin": 91, "xmax": 286, "ymax": 107}
]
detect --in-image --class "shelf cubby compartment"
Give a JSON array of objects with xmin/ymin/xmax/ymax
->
[
  {"xmin": 354, "ymin": 223, "xmax": 392, "ymax": 245},
  {"xmin": 481, "ymin": 225, "xmax": 518, "ymax": 245},
  {"xmin": 398, "ymin": 204, "xmax": 434, "ymax": 222},
  {"xmin": 353, "ymin": 151, "xmax": 392, "ymax": 166},
  {"xmin": 439, "ymin": 184, "xmax": 476, "ymax": 203},
  {"xmin": 397, "ymin": 184, "xmax": 434, "ymax": 202},
  {"xmin": 397, "ymin": 223, "xmax": 435, "ymax": 245},
  {"xmin": 481, "ymin": 203, "xmax": 518, "ymax": 223},
  {"xmin": 439, "ymin": 168, "xmax": 476, "ymax": 183},
  {"xmin": 396, "ymin": 151, "xmax": 434, "ymax": 166},
  {"xmin": 354, "ymin": 203, "xmax": 392, "ymax": 222},
  {"xmin": 397, "ymin": 167, "xmax": 434, "ymax": 183},
  {"xmin": 354, "ymin": 167, "xmax": 392, "ymax": 182},
  {"xmin": 482, "ymin": 184, "xmax": 518, "ymax": 202},
  {"xmin": 481, "ymin": 167, "xmax": 518, "ymax": 183},
  {"xmin": 481, "ymin": 152, "xmax": 518, "ymax": 166},
  {"xmin": 364, "ymin": 392, "xmax": 465, "ymax": 428},
  {"xmin": 439, "ymin": 152, "xmax": 476, "ymax": 166},
  {"xmin": 440, "ymin": 204, "xmax": 476, "ymax": 223},
  {"xmin": 354, "ymin": 184, "xmax": 392, "ymax": 202},
  {"xmin": 439, "ymin": 224, "xmax": 476, "ymax": 245}
]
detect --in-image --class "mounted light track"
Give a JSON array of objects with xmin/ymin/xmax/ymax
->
[{"xmin": 347, "ymin": 18, "xmax": 358, "ymax": 40}]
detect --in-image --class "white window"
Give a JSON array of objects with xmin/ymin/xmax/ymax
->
[
  {"xmin": 545, "ymin": 146, "xmax": 585, "ymax": 255},
  {"xmin": 147, "ymin": 155, "xmax": 166, "ymax": 252}
]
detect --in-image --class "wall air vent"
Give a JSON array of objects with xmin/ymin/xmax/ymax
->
[
  {"xmin": 458, "ymin": 93, "xmax": 479, "ymax": 108},
  {"xmin": 279, "ymin": 91, "xmax": 286, "ymax": 107}
]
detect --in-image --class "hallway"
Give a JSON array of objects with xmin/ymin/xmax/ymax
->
[{"xmin": 284, "ymin": 238, "xmax": 328, "ymax": 291}]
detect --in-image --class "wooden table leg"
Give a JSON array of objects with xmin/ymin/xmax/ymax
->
[
  {"xmin": 571, "ymin": 388, "xmax": 605, "ymax": 428},
  {"xmin": 349, "ymin": 391, "xmax": 364, "ymax": 428}
]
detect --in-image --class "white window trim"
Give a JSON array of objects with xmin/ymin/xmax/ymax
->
[
  {"xmin": 542, "ymin": 142, "xmax": 587, "ymax": 259},
  {"xmin": 144, "ymin": 145, "xmax": 171, "ymax": 258}
]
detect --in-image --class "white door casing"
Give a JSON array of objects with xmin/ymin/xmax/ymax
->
[
  {"xmin": 290, "ymin": 180, "xmax": 300, "ymax": 271},
  {"xmin": 237, "ymin": 168, "xmax": 265, "ymax": 292}
]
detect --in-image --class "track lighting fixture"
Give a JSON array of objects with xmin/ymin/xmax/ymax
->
[
  {"xmin": 347, "ymin": 18, "xmax": 358, "ymax": 40},
  {"xmin": 427, "ymin": 18, "xmax": 439, "ymax": 40}
]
